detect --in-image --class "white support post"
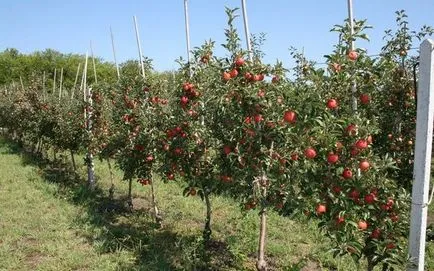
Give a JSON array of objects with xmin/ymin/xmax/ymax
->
[
  {"xmin": 80, "ymin": 65, "xmax": 85, "ymax": 99},
  {"xmin": 347, "ymin": 0, "xmax": 357, "ymax": 112},
  {"xmin": 82, "ymin": 51, "xmax": 95, "ymax": 189},
  {"xmin": 59, "ymin": 67, "xmax": 63, "ymax": 101},
  {"xmin": 72, "ymin": 63, "xmax": 81, "ymax": 100},
  {"xmin": 241, "ymin": 0, "xmax": 253, "ymax": 61},
  {"xmin": 53, "ymin": 68, "xmax": 57, "ymax": 96},
  {"xmin": 86, "ymin": 84, "xmax": 95, "ymax": 189},
  {"xmin": 90, "ymin": 41, "xmax": 98, "ymax": 83},
  {"xmin": 19, "ymin": 76, "xmax": 25, "ymax": 92},
  {"xmin": 82, "ymin": 54, "xmax": 88, "ymax": 103},
  {"xmin": 42, "ymin": 71, "xmax": 46, "ymax": 101},
  {"xmin": 183, "ymin": 0, "xmax": 192, "ymax": 76},
  {"xmin": 347, "ymin": 0, "xmax": 355, "ymax": 52},
  {"xmin": 133, "ymin": 15, "xmax": 146, "ymax": 79},
  {"xmin": 110, "ymin": 26, "xmax": 120, "ymax": 80},
  {"xmin": 408, "ymin": 39, "xmax": 434, "ymax": 271}
]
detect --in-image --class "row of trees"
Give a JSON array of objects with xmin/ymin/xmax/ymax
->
[
  {"xmin": 0, "ymin": 48, "xmax": 160, "ymax": 94},
  {"xmin": 0, "ymin": 8, "xmax": 432, "ymax": 271}
]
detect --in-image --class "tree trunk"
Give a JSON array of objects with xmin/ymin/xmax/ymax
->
[
  {"xmin": 107, "ymin": 159, "xmax": 115, "ymax": 199},
  {"xmin": 127, "ymin": 178, "xmax": 133, "ymax": 208},
  {"xmin": 150, "ymin": 172, "xmax": 162, "ymax": 227},
  {"xmin": 86, "ymin": 152, "xmax": 95, "ymax": 190},
  {"xmin": 256, "ymin": 202, "xmax": 268, "ymax": 271},
  {"xmin": 367, "ymin": 257, "xmax": 375, "ymax": 271},
  {"xmin": 32, "ymin": 141, "xmax": 37, "ymax": 154},
  {"xmin": 382, "ymin": 263, "xmax": 392, "ymax": 271},
  {"xmin": 37, "ymin": 138, "xmax": 42, "ymax": 154},
  {"xmin": 203, "ymin": 188, "xmax": 212, "ymax": 245},
  {"xmin": 70, "ymin": 150, "xmax": 77, "ymax": 171}
]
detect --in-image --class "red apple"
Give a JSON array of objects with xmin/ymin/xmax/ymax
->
[
  {"xmin": 327, "ymin": 152, "xmax": 339, "ymax": 164},
  {"xmin": 223, "ymin": 145, "xmax": 232, "ymax": 155},
  {"xmin": 355, "ymin": 139, "xmax": 368, "ymax": 150},
  {"xmin": 348, "ymin": 50, "xmax": 359, "ymax": 61},
  {"xmin": 230, "ymin": 69, "xmax": 239, "ymax": 78},
  {"xmin": 364, "ymin": 193, "xmax": 376, "ymax": 204},
  {"xmin": 222, "ymin": 72, "xmax": 231, "ymax": 81},
  {"xmin": 283, "ymin": 110, "xmax": 297, "ymax": 124},
  {"xmin": 235, "ymin": 57, "xmax": 245, "ymax": 66},
  {"xmin": 327, "ymin": 99, "xmax": 338, "ymax": 110},
  {"xmin": 342, "ymin": 168, "xmax": 353, "ymax": 179},
  {"xmin": 346, "ymin": 124, "xmax": 358, "ymax": 136},
  {"xmin": 358, "ymin": 220, "xmax": 368, "ymax": 230},
  {"xmin": 371, "ymin": 228, "xmax": 381, "ymax": 239},
  {"xmin": 359, "ymin": 160, "xmax": 370, "ymax": 171},
  {"xmin": 360, "ymin": 93, "xmax": 370, "ymax": 104},
  {"xmin": 304, "ymin": 148, "xmax": 317, "ymax": 159},
  {"xmin": 316, "ymin": 204, "xmax": 326, "ymax": 215}
]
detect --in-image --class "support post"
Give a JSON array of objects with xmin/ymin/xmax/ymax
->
[
  {"xmin": 241, "ymin": 0, "xmax": 253, "ymax": 61},
  {"xmin": 133, "ymin": 16, "xmax": 146, "ymax": 79},
  {"xmin": 110, "ymin": 26, "xmax": 121, "ymax": 80},
  {"xmin": 83, "ymin": 52, "xmax": 95, "ymax": 190},
  {"xmin": 19, "ymin": 76, "xmax": 25, "ymax": 92},
  {"xmin": 347, "ymin": 0, "xmax": 357, "ymax": 112},
  {"xmin": 42, "ymin": 71, "xmax": 46, "ymax": 101},
  {"xmin": 53, "ymin": 68, "xmax": 57, "ymax": 95},
  {"xmin": 183, "ymin": 0, "xmax": 192, "ymax": 76},
  {"xmin": 72, "ymin": 63, "xmax": 81, "ymax": 100},
  {"xmin": 408, "ymin": 39, "xmax": 434, "ymax": 271},
  {"xmin": 90, "ymin": 41, "xmax": 98, "ymax": 83},
  {"xmin": 59, "ymin": 67, "xmax": 63, "ymax": 101}
]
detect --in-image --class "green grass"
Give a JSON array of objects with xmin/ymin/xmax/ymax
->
[
  {"xmin": 1, "ymin": 137, "xmax": 433, "ymax": 270},
  {"xmin": 0, "ymin": 139, "xmax": 134, "ymax": 271}
]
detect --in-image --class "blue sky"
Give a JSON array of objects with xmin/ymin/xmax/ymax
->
[{"xmin": 1, "ymin": 1, "xmax": 433, "ymax": 71}]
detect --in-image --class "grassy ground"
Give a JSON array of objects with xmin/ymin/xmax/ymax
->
[{"xmin": 0, "ymin": 137, "xmax": 433, "ymax": 270}]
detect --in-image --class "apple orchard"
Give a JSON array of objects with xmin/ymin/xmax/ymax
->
[{"xmin": 0, "ymin": 7, "xmax": 433, "ymax": 271}]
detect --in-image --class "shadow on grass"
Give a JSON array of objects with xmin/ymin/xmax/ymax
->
[{"xmin": 0, "ymin": 137, "xmax": 242, "ymax": 271}]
